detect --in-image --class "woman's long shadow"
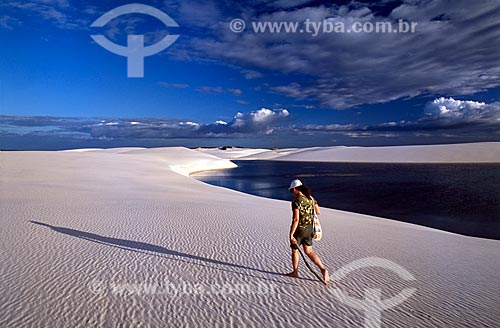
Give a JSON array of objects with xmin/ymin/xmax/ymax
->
[{"xmin": 30, "ymin": 221, "xmax": 312, "ymax": 285}]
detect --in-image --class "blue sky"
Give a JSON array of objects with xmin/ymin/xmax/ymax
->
[{"xmin": 1, "ymin": 0, "xmax": 500, "ymax": 149}]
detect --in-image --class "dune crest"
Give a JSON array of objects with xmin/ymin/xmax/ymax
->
[{"xmin": 200, "ymin": 142, "xmax": 500, "ymax": 163}]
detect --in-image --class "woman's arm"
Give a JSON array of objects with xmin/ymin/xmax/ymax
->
[
  {"xmin": 289, "ymin": 208, "xmax": 300, "ymax": 242},
  {"xmin": 314, "ymin": 203, "xmax": 321, "ymax": 216}
]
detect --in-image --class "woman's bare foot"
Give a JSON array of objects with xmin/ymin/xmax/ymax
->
[
  {"xmin": 321, "ymin": 268, "xmax": 330, "ymax": 284},
  {"xmin": 286, "ymin": 271, "xmax": 299, "ymax": 278}
]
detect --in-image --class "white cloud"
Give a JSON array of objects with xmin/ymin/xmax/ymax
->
[
  {"xmin": 0, "ymin": 1, "xmax": 88, "ymax": 30},
  {"xmin": 428, "ymin": 98, "xmax": 473, "ymax": 116},
  {"xmin": 241, "ymin": 69, "xmax": 263, "ymax": 79},
  {"xmin": 424, "ymin": 97, "xmax": 500, "ymax": 124},
  {"xmin": 297, "ymin": 123, "xmax": 355, "ymax": 131},
  {"xmin": 179, "ymin": 121, "xmax": 200, "ymax": 127},
  {"xmin": 229, "ymin": 88, "xmax": 243, "ymax": 96},
  {"xmin": 290, "ymin": 104, "xmax": 315, "ymax": 109},
  {"xmin": 196, "ymin": 86, "xmax": 243, "ymax": 97},
  {"xmin": 294, "ymin": 97, "xmax": 500, "ymax": 134},
  {"xmin": 197, "ymin": 86, "xmax": 225, "ymax": 94},
  {"xmin": 159, "ymin": 82, "xmax": 190, "ymax": 89},
  {"xmin": 36, "ymin": 0, "xmax": 70, "ymax": 7},
  {"xmin": 23, "ymin": 108, "xmax": 290, "ymax": 139},
  {"xmin": 191, "ymin": 0, "xmax": 500, "ymax": 109},
  {"xmin": 2, "ymin": 100, "xmax": 499, "ymax": 146},
  {"xmin": 0, "ymin": 15, "xmax": 20, "ymax": 30},
  {"xmin": 176, "ymin": 0, "xmax": 222, "ymax": 28},
  {"xmin": 192, "ymin": 107, "xmax": 290, "ymax": 135}
]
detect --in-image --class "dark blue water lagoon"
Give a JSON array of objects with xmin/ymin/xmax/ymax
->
[{"xmin": 192, "ymin": 161, "xmax": 500, "ymax": 240}]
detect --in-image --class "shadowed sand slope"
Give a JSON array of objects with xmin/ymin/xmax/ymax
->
[{"xmin": 1, "ymin": 147, "xmax": 499, "ymax": 327}]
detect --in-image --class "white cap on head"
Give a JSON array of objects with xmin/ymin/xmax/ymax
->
[{"xmin": 289, "ymin": 179, "xmax": 303, "ymax": 190}]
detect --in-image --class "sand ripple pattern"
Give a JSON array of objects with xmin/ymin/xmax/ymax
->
[{"xmin": 1, "ymin": 148, "xmax": 500, "ymax": 327}]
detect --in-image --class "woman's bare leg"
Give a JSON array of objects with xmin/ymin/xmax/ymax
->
[
  {"xmin": 287, "ymin": 249, "xmax": 300, "ymax": 277},
  {"xmin": 303, "ymin": 245, "xmax": 330, "ymax": 283}
]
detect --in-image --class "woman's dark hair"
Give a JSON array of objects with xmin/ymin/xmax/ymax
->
[{"xmin": 296, "ymin": 184, "xmax": 311, "ymax": 199}]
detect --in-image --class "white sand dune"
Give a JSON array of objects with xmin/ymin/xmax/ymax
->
[
  {"xmin": 202, "ymin": 142, "xmax": 500, "ymax": 163},
  {"xmin": 196, "ymin": 147, "xmax": 275, "ymax": 159},
  {"xmin": 1, "ymin": 146, "xmax": 500, "ymax": 327}
]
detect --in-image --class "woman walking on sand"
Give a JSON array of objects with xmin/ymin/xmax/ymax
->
[{"xmin": 287, "ymin": 179, "xmax": 330, "ymax": 283}]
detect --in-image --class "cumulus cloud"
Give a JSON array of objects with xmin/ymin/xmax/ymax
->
[
  {"xmin": 423, "ymin": 97, "xmax": 500, "ymax": 126},
  {"xmin": 189, "ymin": 0, "xmax": 500, "ymax": 109},
  {"xmin": 294, "ymin": 97, "xmax": 500, "ymax": 134},
  {"xmin": 0, "ymin": 108, "xmax": 290, "ymax": 140},
  {"xmin": 2, "ymin": 100, "xmax": 499, "ymax": 148},
  {"xmin": 199, "ymin": 108, "xmax": 289, "ymax": 135},
  {"xmin": 90, "ymin": 108, "xmax": 289, "ymax": 138}
]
